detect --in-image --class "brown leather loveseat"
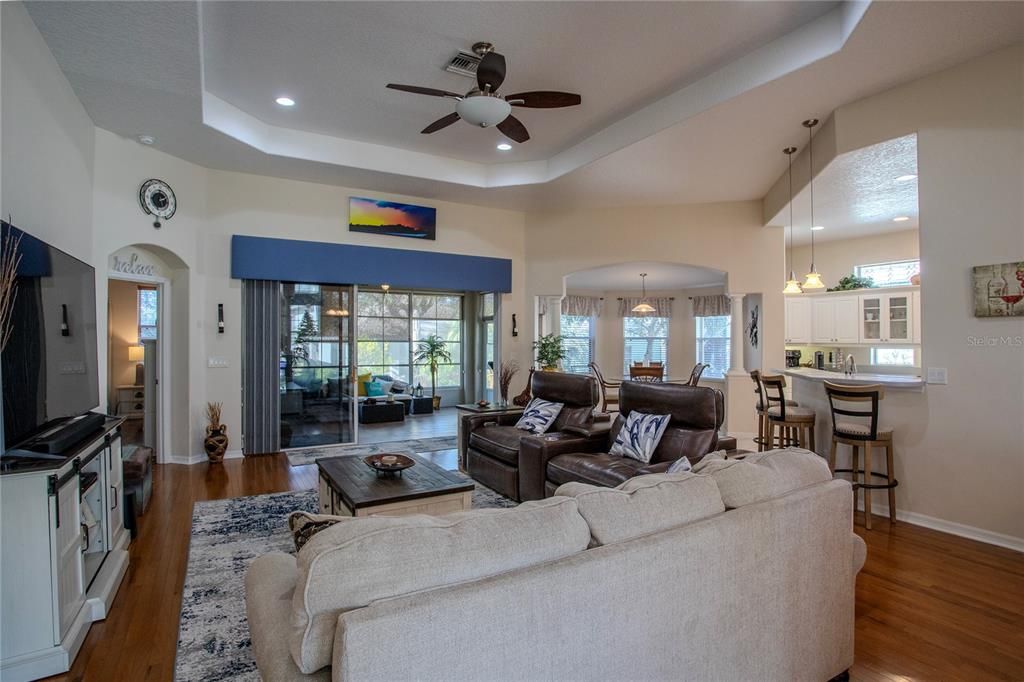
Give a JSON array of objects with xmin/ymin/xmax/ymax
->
[
  {"xmin": 519, "ymin": 381, "xmax": 731, "ymax": 499},
  {"xmin": 465, "ymin": 371, "xmax": 600, "ymax": 501}
]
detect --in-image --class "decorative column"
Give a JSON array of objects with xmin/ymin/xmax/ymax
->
[{"xmin": 724, "ymin": 293, "xmax": 755, "ymax": 438}]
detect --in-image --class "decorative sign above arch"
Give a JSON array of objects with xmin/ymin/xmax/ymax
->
[{"xmin": 109, "ymin": 247, "xmax": 167, "ymax": 280}]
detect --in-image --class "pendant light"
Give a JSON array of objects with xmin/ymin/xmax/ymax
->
[
  {"xmin": 801, "ymin": 118, "xmax": 826, "ymax": 290},
  {"xmin": 782, "ymin": 146, "xmax": 803, "ymax": 294},
  {"xmin": 632, "ymin": 273, "xmax": 656, "ymax": 314}
]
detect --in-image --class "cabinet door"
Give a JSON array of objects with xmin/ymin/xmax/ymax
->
[
  {"xmin": 885, "ymin": 293, "xmax": 912, "ymax": 343},
  {"xmin": 832, "ymin": 297, "xmax": 860, "ymax": 344},
  {"xmin": 53, "ymin": 475, "xmax": 84, "ymax": 639},
  {"xmin": 859, "ymin": 295, "xmax": 883, "ymax": 343},
  {"xmin": 106, "ymin": 437, "xmax": 126, "ymax": 547},
  {"xmin": 812, "ymin": 299, "xmax": 835, "ymax": 343},
  {"xmin": 912, "ymin": 291, "xmax": 922, "ymax": 343},
  {"xmin": 785, "ymin": 297, "xmax": 812, "ymax": 344}
]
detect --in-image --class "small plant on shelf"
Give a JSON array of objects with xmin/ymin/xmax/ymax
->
[
  {"xmin": 827, "ymin": 274, "xmax": 877, "ymax": 292},
  {"xmin": 533, "ymin": 334, "xmax": 566, "ymax": 371}
]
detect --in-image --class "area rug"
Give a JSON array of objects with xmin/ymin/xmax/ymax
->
[
  {"xmin": 285, "ymin": 435, "xmax": 458, "ymax": 467},
  {"xmin": 175, "ymin": 483, "xmax": 515, "ymax": 681}
]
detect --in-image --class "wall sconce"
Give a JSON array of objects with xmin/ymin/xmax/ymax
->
[
  {"xmin": 61, "ymin": 304, "xmax": 70, "ymax": 336},
  {"xmin": 511, "ymin": 313, "xmax": 518, "ymax": 337},
  {"xmin": 217, "ymin": 303, "xmax": 225, "ymax": 334}
]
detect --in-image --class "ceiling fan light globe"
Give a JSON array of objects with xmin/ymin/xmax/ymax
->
[{"xmin": 456, "ymin": 96, "xmax": 512, "ymax": 128}]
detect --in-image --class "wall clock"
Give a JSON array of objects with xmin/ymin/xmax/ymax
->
[{"xmin": 139, "ymin": 178, "xmax": 176, "ymax": 228}]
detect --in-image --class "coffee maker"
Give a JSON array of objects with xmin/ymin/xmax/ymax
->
[{"xmin": 785, "ymin": 349, "xmax": 802, "ymax": 367}]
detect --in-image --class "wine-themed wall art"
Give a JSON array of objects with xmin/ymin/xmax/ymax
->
[{"xmin": 972, "ymin": 261, "xmax": 1024, "ymax": 317}]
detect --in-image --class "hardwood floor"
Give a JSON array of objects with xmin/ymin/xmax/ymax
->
[{"xmin": 45, "ymin": 455, "xmax": 1023, "ymax": 681}]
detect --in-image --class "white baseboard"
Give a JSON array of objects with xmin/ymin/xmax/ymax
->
[
  {"xmin": 855, "ymin": 498, "xmax": 1024, "ymax": 553},
  {"xmin": 165, "ymin": 450, "xmax": 244, "ymax": 465},
  {"xmin": 223, "ymin": 449, "xmax": 244, "ymax": 460}
]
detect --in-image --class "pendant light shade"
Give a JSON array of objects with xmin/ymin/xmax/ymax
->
[
  {"xmin": 632, "ymin": 273, "xmax": 656, "ymax": 314},
  {"xmin": 801, "ymin": 118, "xmax": 826, "ymax": 290},
  {"xmin": 782, "ymin": 146, "xmax": 802, "ymax": 294}
]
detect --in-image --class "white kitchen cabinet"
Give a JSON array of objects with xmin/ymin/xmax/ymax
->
[
  {"xmin": 859, "ymin": 292, "xmax": 915, "ymax": 344},
  {"xmin": 785, "ymin": 297, "xmax": 812, "ymax": 344},
  {"xmin": 912, "ymin": 291, "xmax": 922, "ymax": 343},
  {"xmin": 811, "ymin": 296, "xmax": 859, "ymax": 344}
]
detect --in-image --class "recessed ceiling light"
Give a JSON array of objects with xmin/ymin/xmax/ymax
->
[
  {"xmin": 275, "ymin": 96, "xmax": 296, "ymax": 107},
  {"xmin": 137, "ymin": 134, "xmax": 155, "ymax": 145},
  {"xmin": 811, "ymin": 225, "xmax": 825, "ymax": 231},
  {"xmin": 894, "ymin": 174, "xmax": 916, "ymax": 183},
  {"xmin": 893, "ymin": 216, "xmax": 910, "ymax": 222},
  {"xmin": 496, "ymin": 142, "xmax": 512, "ymax": 151}
]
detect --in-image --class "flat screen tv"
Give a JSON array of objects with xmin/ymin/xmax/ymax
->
[{"xmin": 1, "ymin": 222, "xmax": 99, "ymax": 450}]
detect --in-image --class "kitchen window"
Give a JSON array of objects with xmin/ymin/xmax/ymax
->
[{"xmin": 856, "ymin": 259, "xmax": 920, "ymax": 288}]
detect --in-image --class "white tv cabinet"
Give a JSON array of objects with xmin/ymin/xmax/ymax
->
[{"xmin": 0, "ymin": 419, "xmax": 129, "ymax": 681}]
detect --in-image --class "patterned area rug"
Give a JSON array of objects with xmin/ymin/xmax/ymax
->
[
  {"xmin": 285, "ymin": 435, "xmax": 458, "ymax": 467},
  {"xmin": 175, "ymin": 483, "xmax": 515, "ymax": 681}
]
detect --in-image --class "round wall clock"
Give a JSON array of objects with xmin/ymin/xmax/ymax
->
[{"xmin": 139, "ymin": 179, "xmax": 176, "ymax": 228}]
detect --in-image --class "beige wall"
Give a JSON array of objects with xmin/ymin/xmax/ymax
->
[
  {"xmin": 107, "ymin": 279, "xmax": 139, "ymax": 404},
  {"xmin": 791, "ymin": 229, "xmax": 920, "ymax": 290},
  {"xmin": 90, "ymin": 129, "xmax": 528, "ymax": 460}
]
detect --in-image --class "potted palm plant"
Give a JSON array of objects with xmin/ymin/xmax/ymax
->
[
  {"xmin": 533, "ymin": 334, "xmax": 566, "ymax": 371},
  {"xmin": 414, "ymin": 334, "xmax": 452, "ymax": 409}
]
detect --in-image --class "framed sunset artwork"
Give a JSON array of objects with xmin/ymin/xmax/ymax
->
[{"xmin": 349, "ymin": 197, "xmax": 436, "ymax": 240}]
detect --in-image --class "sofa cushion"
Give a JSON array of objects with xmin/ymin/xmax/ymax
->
[
  {"xmin": 356, "ymin": 372, "xmax": 372, "ymax": 396},
  {"xmin": 290, "ymin": 497, "xmax": 591, "ymax": 673},
  {"xmin": 609, "ymin": 411, "xmax": 670, "ymax": 463},
  {"xmin": 547, "ymin": 453, "xmax": 645, "ymax": 488},
  {"xmin": 554, "ymin": 473, "xmax": 725, "ymax": 546},
  {"xmin": 692, "ymin": 447, "xmax": 832, "ymax": 509},
  {"xmin": 469, "ymin": 425, "xmax": 524, "ymax": 466},
  {"xmin": 515, "ymin": 397, "xmax": 563, "ymax": 434}
]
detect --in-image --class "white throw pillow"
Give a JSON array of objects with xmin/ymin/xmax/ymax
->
[
  {"xmin": 610, "ymin": 411, "xmax": 671, "ymax": 463},
  {"xmin": 515, "ymin": 398, "xmax": 564, "ymax": 434},
  {"xmin": 375, "ymin": 379, "xmax": 394, "ymax": 395}
]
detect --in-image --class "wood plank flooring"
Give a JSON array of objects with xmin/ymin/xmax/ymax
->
[{"xmin": 44, "ymin": 454, "xmax": 1024, "ymax": 681}]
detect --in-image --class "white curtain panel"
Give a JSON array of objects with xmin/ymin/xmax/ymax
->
[
  {"xmin": 561, "ymin": 295, "xmax": 603, "ymax": 317},
  {"xmin": 691, "ymin": 294, "xmax": 731, "ymax": 317},
  {"xmin": 618, "ymin": 297, "xmax": 673, "ymax": 318}
]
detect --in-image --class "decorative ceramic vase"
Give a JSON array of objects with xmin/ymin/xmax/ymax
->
[{"xmin": 204, "ymin": 424, "xmax": 228, "ymax": 463}]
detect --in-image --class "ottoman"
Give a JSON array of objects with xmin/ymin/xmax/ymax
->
[{"xmin": 123, "ymin": 445, "xmax": 155, "ymax": 517}]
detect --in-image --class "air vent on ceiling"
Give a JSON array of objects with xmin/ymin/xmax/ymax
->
[{"xmin": 444, "ymin": 50, "xmax": 481, "ymax": 78}]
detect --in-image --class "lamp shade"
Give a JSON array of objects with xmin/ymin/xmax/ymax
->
[
  {"xmin": 128, "ymin": 345, "xmax": 145, "ymax": 362},
  {"xmin": 802, "ymin": 269, "xmax": 826, "ymax": 290}
]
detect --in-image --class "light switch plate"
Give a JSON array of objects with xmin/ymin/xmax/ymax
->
[
  {"xmin": 926, "ymin": 367, "xmax": 948, "ymax": 385},
  {"xmin": 207, "ymin": 357, "xmax": 230, "ymax": 368}
]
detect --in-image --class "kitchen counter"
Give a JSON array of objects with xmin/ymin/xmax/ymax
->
[{"xmin": 778, "ymin": 367, "xmax": 924, "ymax": 390}]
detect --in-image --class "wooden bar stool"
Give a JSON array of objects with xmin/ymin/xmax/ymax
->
[
  {"xmin": 761, "ymin": 374, "xmax": 816, "ymax": 451},
  {"xmin": 750, "ymin": 370, "xmax": 800, "ymax": 451},
  {"xmin": 824, "ymin": 381, "xmax": 898, "ymax": 530}
]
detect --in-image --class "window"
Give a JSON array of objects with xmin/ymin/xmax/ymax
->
[
  {"xmin": 856, "ymin": 259, "xmax": 920, "ymax": 287},
  {"xmin": 695, "ymin": 315, "xmax": 731, "ymax": 379},
  {"xmin": 560, "ymin": 314, "xmax": 594, "ymax": 374},
  {"xmin": 137, "ymin": 287, "xmax": 158, "ymax": 340},
  {"xmin": 482, "ymin": 293, "xmax": 496, "ymax": 397},
  {"xmin": 871, "ymin": 347, "xmax": 916, "ymax": 366},
  {"xmin": 412, "ymin": 294, "xmax": 462, "ymax": 388},
  {"xmin": 623, "ymin": 316, "xmax": 669, "ymax": 374},
  {"xmin": 357, "ymin": 291, "xmax": 412, "ymax": 382},
  {"xmin": 282, "ymin": 283, "xmax": 351, "ymax": 391}
]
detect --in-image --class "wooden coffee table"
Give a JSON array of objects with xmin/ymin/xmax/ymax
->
[{"xmin": 316, "ymin": 453, "xmax": 474, "ymax": 518}]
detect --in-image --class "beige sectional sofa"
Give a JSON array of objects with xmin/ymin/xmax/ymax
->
[{"xmin": 246, "ymin": 448, "xmax": 866, "ymax": 681}]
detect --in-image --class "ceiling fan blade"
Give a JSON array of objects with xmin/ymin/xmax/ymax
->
[
  {"xmin": 476, "ymin": 51, "xmax": 506, "ymax": 92},
  {"xmin": 505, "ymin": 91, "xmax": 582, "ymax": 108},
  {"xmin": 497, "ymin": 114, "xmax": 529, "ymax": 143},
  {"xmin": 421, "ymin": 112, "xmax": 461, "ymax": 134},
  {"xmin": 386, "ymin": 83, "xmax": 461, "ymax": 99}
]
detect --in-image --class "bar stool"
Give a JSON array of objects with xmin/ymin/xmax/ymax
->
[
  {"xmin": 750, "ymin": 370, "xmax": 800, "ymax": 451},
  {"xmin": 824, "ymin": 381, "xmax": 898, "ymax": 530},
  {"xmin": 761, "ymin": 374, "xmax": 816, "ymax": 451}
]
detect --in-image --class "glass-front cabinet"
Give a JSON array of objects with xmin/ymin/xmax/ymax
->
[{"xmin": 859, "ymin": 292, "xmax": 914, "ymax": 344}]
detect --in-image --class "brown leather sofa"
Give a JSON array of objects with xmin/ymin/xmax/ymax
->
[
  {"xmin": 466, "ymin": 371, "xmax": 600, "ymax": 501},
  {"xmin": 520, "ymin": 381, "xmax": 732, "ymax": 498}
]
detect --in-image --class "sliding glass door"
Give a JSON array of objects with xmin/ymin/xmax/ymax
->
[{"xmin": 279, "ymin": 283, "xmax": 356, "ymax": 449}]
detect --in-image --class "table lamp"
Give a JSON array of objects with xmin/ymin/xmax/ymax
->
[{"xmin": 128, "ymin": 345, "xmax": 145, "ymax": 385}]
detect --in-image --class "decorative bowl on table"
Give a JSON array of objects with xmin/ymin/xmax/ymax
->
[
  {"xmin": 476, "ymin": 400, "xmax": 490, "ymax": 408},
  {"xmin": 363, "ymin": 453, "xmax": 416, "ymax": 477}
]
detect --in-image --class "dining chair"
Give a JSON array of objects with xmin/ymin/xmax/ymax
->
[
  {"xmin": 628, "ymin": 365, "xmax": 664, "ymax": 382},
  {"xmin": 687, "ymin": 363, "xmax": 709, "ymax": 386},
  {"xmin": 588, "ymin": 362, "xmax": 620, "ymax": 412}
]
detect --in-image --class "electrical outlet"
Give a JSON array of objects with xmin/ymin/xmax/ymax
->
[
  {"xmin": 59, "ymin": 361, "xmax": 86, "ymax": 375},
  {"xmin": 926, "ymin": 367, "xmax": 948, "ymax": 385},
  {"xmin": 207, "ymin": 357, "xmax": 230, "ymax": 368}
]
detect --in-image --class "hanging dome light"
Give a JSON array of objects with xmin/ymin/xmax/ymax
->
[
  {"xmin": 632, "ymin": 273, "xmax": 656, "ymax": 314},
  {"xmin": 782, "ymin": 146, "xmax": 803, "ymax": 294},
  {"xmin": 801, "ymin": 118, "xmax": 826, "ymax": 290}
]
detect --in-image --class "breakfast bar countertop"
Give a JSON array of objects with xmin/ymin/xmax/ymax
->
[{"xmin": 777, "ymin": 367, "xmax": 925, "ymax": 390}]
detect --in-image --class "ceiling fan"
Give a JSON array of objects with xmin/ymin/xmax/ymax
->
[{"xmin": 386, "ymin": 42, "xmax": 581, "ymax": 144}]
